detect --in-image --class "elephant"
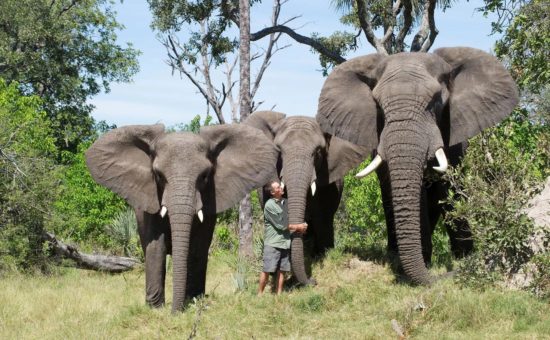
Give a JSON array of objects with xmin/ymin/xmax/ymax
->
[
  {"xmin": 244, "ymin": 111, "xmax": 369, "ymax": 285},
  {"xmin": 316, "ymin": 47, "xmax": 519, "ymax": 285},
  {"xmin": 85, "ymin": 123, "xmax": 278, "ymax": 312}
]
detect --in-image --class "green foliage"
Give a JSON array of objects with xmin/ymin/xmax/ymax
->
[
  {"xmin": 168, "ymin": 113, "xmax": 214, "ymax": 133},
  {"xmin": 0, "ymin": 80, "xmax": 60, "ymax": 273},
  {"xmin": 52, "ymin": 140, "xmax": 127, "ymax": 249},
  {"xmin": 105, "ymin": 208, "xmax": 141, "ymax": 258},
  {"xmin": 445, "ymin": 109, "xmax": 550, "ymax": 294},
  {"xmin": 311, "ymin": 31, "xmax": 358, "ymax": 75},
  {"xmin": 0, "ymin": 0, "xmax": 140, "ymax": 151},
  {"xmin": 335, "ymin": 158, "xmax": 387, "ymax": 257},
  {"xmin": 494, "ymin": 0, "xmax": 550, "ymax": 94}
]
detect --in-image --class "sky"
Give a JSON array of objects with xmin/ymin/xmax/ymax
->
[{"xmin": 90, "ymin": 0, "xmax": 501, "ymax": 128}]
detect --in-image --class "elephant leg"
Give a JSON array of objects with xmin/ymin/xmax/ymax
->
[
  {"xmin": 136, "ymin": 210, "xmax": 169, "ymax": 308},
  {"xmin": 420, "ymin": 183, "xmax": 438, "ymax": 265},
  {"xmin": 376, "ymin": 166, "xmax": 397, "ymax": 255},
  {"xmin": 185, "ymin": 215, "xmax": 216, "ymax": 299},
  {"xmin": 307, "ymin": 181, "xmax": 342, "ymax": 256}
]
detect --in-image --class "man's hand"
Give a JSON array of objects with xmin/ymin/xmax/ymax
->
[{"xmin": 289, "ymin": 222, "xmax": 308, "ymax": 234}]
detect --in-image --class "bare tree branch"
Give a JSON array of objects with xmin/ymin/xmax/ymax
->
[
  {"xmin": 411, "ymin": 0, "xmax": 438, "ymax": 52},
  {"xmin": 355, "ymin": 0, "xmax": 388, "ymax": 55},
  {"xmin": 251, "ymin": 0, "xmax": 290, "ymax": 100},
  {"xmin": 251, "ymin": 25, "xmax": 346, "ymax": 63},
  {"xmin": 395, "ymin": 0, "xmax": 413, "ymax": 53}
]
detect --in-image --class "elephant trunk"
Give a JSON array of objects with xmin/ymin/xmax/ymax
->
[
  {"xmin": 384, "ymin": 123, "xmax": 433, "ymax": 285},
  {"xmin": 283, "ymin": 153, "xmax": 315, "ymax": 285},
  {"xmin": 166, "ymin": 178, "xmax": 196, "ymax": 313}
]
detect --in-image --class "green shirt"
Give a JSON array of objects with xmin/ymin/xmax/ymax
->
[{"xmin": 263, "ymin": 198, "xmax": 290, "ymax": 249}]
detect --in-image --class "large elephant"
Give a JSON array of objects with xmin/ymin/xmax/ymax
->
[
  {"xmin": 245, "ymin": 111, "xmax": 369, "ymax": 284},
  {"xmin": 86, "ymin": 123, "xmax": 277, "ymax": 312},
  {"xmin": 317, "ymin": 47, "xmax": 519, "ymax": 285}
]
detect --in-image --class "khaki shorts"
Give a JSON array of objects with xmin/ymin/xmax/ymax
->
[{"xmin": 262, "ymin": 244, "xmax": 290, "ymax": 273}]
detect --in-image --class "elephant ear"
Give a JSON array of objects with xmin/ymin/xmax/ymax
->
[
  {"xmin": 434, "ymin": 47, "xmax": 519, "ymax": 146},
  {"xmin": 243, "ymin": 110, "xmax": 286, "ymax": 139},
  {"xmin": 327, "ymin": 136, "xmax": 371, "ymax": 184},
  {"xmin": 85, "ymin": 124, "xmax": 165, "ymax": 214},
  {"xmin": 317, "ymin": 53, "xmax": 387, "ymax": 152},
  {"xmin": 199, "ymin": 124, "xmax": 279, "ymax": 213}
]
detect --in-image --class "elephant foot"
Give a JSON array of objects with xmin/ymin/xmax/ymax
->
[
  {"xmin": 305, "ymin": 278, "xmax": 317, "ymax": 286},
  {"xmin": 146, "ymin": 298, "xmax": 165, "ymax": 309}
]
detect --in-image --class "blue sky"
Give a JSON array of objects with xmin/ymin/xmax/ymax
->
[{"xmin": 90, "ymin": 0, "xmax": 500, "ymax": 128}]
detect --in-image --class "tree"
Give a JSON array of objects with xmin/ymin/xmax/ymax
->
[
  {"xmin": 0, "ymin": 0, "xmax": 140, "ymax": 152},
  {"xmin": 493, "ymin": 0, "xmax": 549, "ymax": 95},
  {"xmin": 237, "ymin": 0, "xmax": 254, "ymax": 258},
  {"xmin": 148, "ymin": 0, "xmax": 291, "ymax": 123}
]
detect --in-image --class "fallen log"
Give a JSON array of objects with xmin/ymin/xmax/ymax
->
[{"xmin": 42, "ymin": 232, "xmax": 141, "ymax": 273}]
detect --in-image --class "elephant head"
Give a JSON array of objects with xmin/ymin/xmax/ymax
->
[
  {"xmin": 317, "ymin": 47, "xmax": 519, "ymax": 285},
  {"xmin": 245, "ymin": 111, "xmax": 369, "ymax": 284},
  {"xmin": 86, "ymin": 123, "xmax": 278, "ymax": 312}
]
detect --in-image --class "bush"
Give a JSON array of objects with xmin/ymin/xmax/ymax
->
[
  {"xmin": 446, "ymin": 109, "xmax": 550, "ymax": 295},
  {"xmin": 0, "ymin": 80, "xmax": 60, "ymax": 273},
  {"xmin": 105, "ymin": 208, "xmax": 141, "ymax": 259},
  {"xmin": 51, "ymin": 141, "xmax": 127, "ymax": 250},
  {"xmin": 335, "ymin": 158, "xmax": 386, "ymax": 257}
]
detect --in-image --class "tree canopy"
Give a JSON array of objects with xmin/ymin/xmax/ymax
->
[{"xmin": 0, "ymin": 0, "xmax": 140, "ymax": 151}]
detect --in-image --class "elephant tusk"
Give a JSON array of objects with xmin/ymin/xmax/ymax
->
[
  {"xmin": 310, "ymin": 181, "xmax": 316, "ymax": 196},
  {"xmin": 280, "ymin": 181, "xmax": 285, "ymax": 190},
  {"xmin": 433, "ymin": 148, "xmax": 448, "ymax": 173},
  {"xmin": 356, "ymin": 155, "xmax": 382, "ymax": 178},
  {"xmin": 197, "ymin": 209, "xmax": 204, "ymax": 223},
  {"xmin": 160, "ymin": 206, "xmax": 168, "ymax": 218}
]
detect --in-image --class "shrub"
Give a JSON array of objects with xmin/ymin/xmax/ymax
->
[
  {"xmin": 51, "ymin": 141, "xmax": 126, "ymax": 250},
  {"xmin": 335, "ymin": 159, "xmax": 386, "ymax": 257},
  {"xmin": 105, "ymin": 208, "xmax": 141, "ymax": 259},
  {"xmin": 0, "ymin": 80, "xmax": 60, "ymax": 273},
  {"xmin": 446, "ymin": 109, "xmax": 550, "ymax": 295}
]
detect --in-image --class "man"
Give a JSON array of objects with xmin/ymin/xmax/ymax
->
[{"xmin": 258, "ymin": 180, "xmax": 307, "ymax": 295}]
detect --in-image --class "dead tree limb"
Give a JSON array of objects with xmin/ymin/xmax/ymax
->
[{"xmin": 43, "ymin": 232, "xmax": 140, "ymax": 273}]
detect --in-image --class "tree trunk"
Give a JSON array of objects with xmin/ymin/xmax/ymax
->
[
  {"xmin": 43, "ymin": 232, "xmax": 140, "ymax": 273},
  {"xmin": 238, "ymin": 0, "xmax": 254, "ymax": 259}
]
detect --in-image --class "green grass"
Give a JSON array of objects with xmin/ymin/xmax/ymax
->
[{"xmin": 1, "ymin": 250, "xmax": 549, "ymax": 339}]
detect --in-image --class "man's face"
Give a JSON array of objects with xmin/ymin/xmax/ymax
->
[{"xmin": 270, "ymin": 181, "xmax": 284, "ymax": 199}]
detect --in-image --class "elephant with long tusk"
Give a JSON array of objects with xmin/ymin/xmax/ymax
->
[{"xmin": 317, "ymin": 47, "xmax": 519, "ymax": 285}]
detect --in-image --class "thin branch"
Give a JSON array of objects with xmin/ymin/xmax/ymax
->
[
  {"xmin": 224, "ymin": 58, "xmax": 239, "ymax": 122},
  {"xmin": 166, "ymin": 35, "xmax": 220, "ymax": 120},
  {"xmin": 251, "ymin": 25, "xmax": 346, "ymax": 63},
  {"xmin": 199, "ymin": 21, "xmax": 226, "ymax": 123},
  {"xmin": 0, "ymin": 148, "xmax": 27, "ymax": 177},
  {"xmin": 251, "ymin": 0, "xmax": 286, "ymax": 99}
]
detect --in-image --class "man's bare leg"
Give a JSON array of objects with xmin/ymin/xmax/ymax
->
[
  {"xmin": 258, "ymin": 272, "xmax": 270, "ymax": 295},
  {"xmin": 276, "ymin": 270, "xmax": 286, "ymax": 294}
]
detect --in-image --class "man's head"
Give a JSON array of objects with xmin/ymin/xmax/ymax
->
[{"xmin": 266, "ymin": 180, "xmax": 284, "ymax": 200}]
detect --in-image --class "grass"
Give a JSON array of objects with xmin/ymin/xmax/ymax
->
[{"xmin": 1, "ymin": 250, "xmax": 549, "ymax": 339}]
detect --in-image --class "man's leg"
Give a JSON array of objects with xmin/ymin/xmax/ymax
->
[
  {"xmin": 258, "ymin": 271, "xmax": 270, "ymax": 294},
  {"xmin": 276, "ymin": 270, "xmax": 286, "ymax": 294},
  {"xmin": 259, "ymin": 245, "xmax": 278, "ymax": 294}
]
